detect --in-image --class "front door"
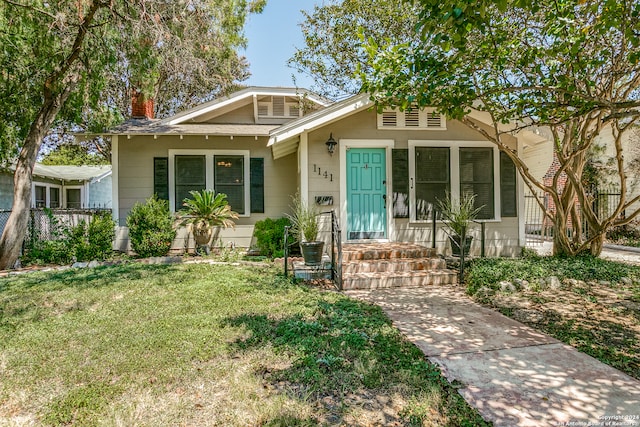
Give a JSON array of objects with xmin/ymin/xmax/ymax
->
[{"xmin": 346, "ymin": 148, "xmax": 387, "ymax": 240}]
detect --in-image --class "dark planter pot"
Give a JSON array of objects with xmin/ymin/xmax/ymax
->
[
  {"xmin": 300, "ymin": 241, "xmax": 324, "ymax": 266},
  {"xmin": 449, "ymin": 235, "xmax": 473, "ymax": 257}
]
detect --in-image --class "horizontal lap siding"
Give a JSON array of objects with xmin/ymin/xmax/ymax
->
[
  {"xmin": 306, "ymin": 109, "xmax": 521, "ymax": 256},
  {"xmin": 116, "ymin": 135, "xmax": 297, "ymax": 251}
]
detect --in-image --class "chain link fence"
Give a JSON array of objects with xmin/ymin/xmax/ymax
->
[{"xmin": 0, "ymin": 208, "xmax": 112, "ymax": 243}]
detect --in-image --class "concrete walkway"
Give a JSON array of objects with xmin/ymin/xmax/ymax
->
[{"xmin": 346, "ymin": 286, "xmax": 640, "ymax": 426}]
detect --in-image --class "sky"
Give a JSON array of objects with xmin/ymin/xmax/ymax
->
[{"xmin": 242, "ymin": 0, "xmax": 320, "ymax": 90}]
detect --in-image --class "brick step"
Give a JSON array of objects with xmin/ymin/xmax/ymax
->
[
  {"xmin": 342, "ymin": 269, "xmax": 458, "ymax": 290},
  {"xmin": 342, "ymin": 246, "xmax": 437, "ymax": 261},
  {"xmin": 342, "ymin": 258, "xmax": 446, "ymax": 274}
]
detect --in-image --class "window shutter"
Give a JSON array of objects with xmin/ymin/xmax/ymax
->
[
  {"xmin": 153, "ymin": 157, "xmax": 169, "ymax": 200},
  {"xmin": 500, "ymin": 151, "xmax": 517, "ymax": 217},
  {"xmin": 392, "ymin": 149, "xmax": 409, "ymax": 218},
  {"xmin": 250, "ymin": 157, "xmax": 264, "ymax": 213}
]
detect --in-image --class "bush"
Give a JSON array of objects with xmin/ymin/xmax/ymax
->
[
  {"xmin": 466, "ymin": 253, "xmax": 640, "ymax": 295},
  {"xmin": 22, "ymin": 209, "xmax": 115, "ymax": 265},
  {"xmin": 126, "ymin": 195, "xmax": 176, "ymax": 257},
  {"xmin": 70, "ymin": 212, "xmax": 116, "ymax": 262},
  {"xmin": 252, "ymin": 217, "xmax": 292, "ymax": 258}
]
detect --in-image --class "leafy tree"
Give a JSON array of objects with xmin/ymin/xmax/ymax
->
[
  {"xmin": 361, "ymin": 0, "xmax": 640, "ymax": 256},
  {"xmin": 40, "ymin": 143, "xmax": 109, "ymax": 166},
  {"xmin": 0, "ymin": 0, "xmax": 264, "ymax": 269},
  {"xmin": 289, "ymin": 0, "xmax": 417, "ymax": 99}
]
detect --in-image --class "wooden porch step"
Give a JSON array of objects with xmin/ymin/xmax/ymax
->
[
  {"xmin": 342, "ymin": 258, "xmax": 446, "ymax": 274},
  {"xmin": 342, "ymin": 270, "xmax": 458, "ymax": 290}
]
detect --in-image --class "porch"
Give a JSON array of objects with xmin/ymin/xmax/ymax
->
[{"xmin": 291, "ymin": 241, "xmax": 458, "ymax": 290}]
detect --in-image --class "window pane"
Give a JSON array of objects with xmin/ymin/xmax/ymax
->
[
  {"xmin": 460, "ymin": 148, "xmax": 494, "ymax": 219},
  {"xmin": 414, "ymin": 147, "xmax": 450, "ymax": 220},
  {"xmin": 175, "ymin": 155, "xmax": 206, "ymax": 211},
  {"xmin": 215, "ymin": 155, "xmax": 244, "ymax": 214},
  {"xmin": 35, "ymin": 186, "xmax": 46, "ymax": 208},
  {"xmin": 50, "ymin": 188, "xmax": 60, "ymax": 208},
  {"xmin": 66, "ymin": 189, "xmax": 81, "ymax": 209}
]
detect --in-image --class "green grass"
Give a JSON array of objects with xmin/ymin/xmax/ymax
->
[{"xmin": 0, "ymin": 263, "xmax": 487, "ymax": 426}]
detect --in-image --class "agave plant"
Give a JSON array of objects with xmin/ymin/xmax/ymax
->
[{"xmin": 178, "ymin": 190, "xmax": 239, "ymax": 254}]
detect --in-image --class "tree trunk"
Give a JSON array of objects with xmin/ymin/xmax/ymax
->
[{"xmin": 0, "ymin": 79, "xmax": 79, "ymax": 270}]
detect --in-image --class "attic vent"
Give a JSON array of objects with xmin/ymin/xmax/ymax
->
[
  {"xmin": 272, "ymin": 96, "xmax": 285, "ymax": 116},
  {"xmin": 382, "ymin": 111, "xmax": 397, "ymax": 127},
  {"xmin": 377, "ymin": 107, "xmax": 446, "ymax": 130},
  {"xmin": 426, "ymin": 113, "xmax": 442, "ymax": 128},
  {"xmin": 257, "ymin": 104, "xmax": 269, "ymax": 116},
  {"xmin": 288, "ymin": 105, "xmax": 300, "ymax": 117},
  {"xmin": 405, "ymin": 110, "xmax": 420, "ymax": 127}
]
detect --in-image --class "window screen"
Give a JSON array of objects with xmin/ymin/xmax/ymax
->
[
  {"xmin": 415, "ymin": 147, "xmax": 450, "ymax": 220},
  {"xmin": 66, "ymin": 189, "xmax": 81, "ymax": 209},
  {"xmin": 50, "ymin": 188, "xmax": 60, "ymax": 208},
  {"xmin": 35, "ymin": 185, "xmax": 46, "ymax": 208},
  {"xmin": 214, "ymin": 155, "xmax": 244, "ymax": 214},
  {"xmin": 460, "ymin": 147, "xmax": 494, "ymax": 219},
  {"xmin": 175, "ymin": 155, "xmax": 206, "ymax": 211}
]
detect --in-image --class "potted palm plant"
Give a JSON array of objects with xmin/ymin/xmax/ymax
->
[
  {"xmin": 286, "ymin": 193, "xmax": 324, "ymax": 265},
  {"xmin": 437, "ymin": 192, "xmax": 483, "ymax": 257},
  {"xmin": 178, "ymin": 190, "xmax": 239, "ymax": 255}
]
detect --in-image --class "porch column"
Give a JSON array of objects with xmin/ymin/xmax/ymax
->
[{"xmin": 300, "ymin": 132, "xmax": 309, "ymax": 204}]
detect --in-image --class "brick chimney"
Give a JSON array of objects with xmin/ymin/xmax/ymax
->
[{"xmin": 131, "ymin": 90, "xmax": 154, "ymax": 119}]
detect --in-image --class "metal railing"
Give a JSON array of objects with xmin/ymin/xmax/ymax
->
[{"xmin": 283, "ymin": 209, "xmax": 342, "ymax": 290}]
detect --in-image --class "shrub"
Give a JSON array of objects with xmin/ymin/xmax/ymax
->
[
  {"xmin": 22, "ymin": 209, "xmax": 115, "ymax": 265},
  {"xmin": 126, "ymin": 195, "xmax": 176, "ymax": 257},
  {"xmin": 466, "ymin": 254, "xmax": 640, "ymax": 295},
  {"xmin": 253, "ymin": 217, "xmax": 292, "ymax": 258},
  {"xmin": 70, "ymin": 212, "xmax": 116, "ymax": 262}
]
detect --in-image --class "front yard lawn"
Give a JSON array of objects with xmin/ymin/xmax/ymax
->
[{"xmin": 1, "ymin": 262, "xmax": 487, "ymax": 426}]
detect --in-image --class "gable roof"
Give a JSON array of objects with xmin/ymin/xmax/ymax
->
[
  {"xmin": 268, "ymin": 93, "xmax": 551, "ymax": 159},
  {"xmin": 163, "ymin": 86, "xmax": 332, "ymax": 125},
  {"xmin": 268, "ymin": 93, "xmax": 372, "ymax": 159}
]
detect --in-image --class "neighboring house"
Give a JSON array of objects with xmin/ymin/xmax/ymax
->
[
  {"xmin": 0, "ymin": 164, "xmax": 112, "ymax": 210},
  {"xmin": 103, "ymin": 86, "xmax": 547, "ymax": 255}
]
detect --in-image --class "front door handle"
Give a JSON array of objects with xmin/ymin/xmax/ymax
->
[{"xmin": 382, "ymin": 194, "xmax": 387, "ymax": 208}]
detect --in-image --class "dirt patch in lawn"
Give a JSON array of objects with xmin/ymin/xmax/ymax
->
[{"xmin": 475, "ymin": 279, "xmax": 640, "ymax": 379}]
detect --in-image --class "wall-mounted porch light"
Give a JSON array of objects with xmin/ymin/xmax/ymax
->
[{"xmin": 325, "ymin": 133, "xmax": 337, "ymax": 156}]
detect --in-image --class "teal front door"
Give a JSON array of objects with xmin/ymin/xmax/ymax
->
[{"xmin": 346, "ymin": 148, "xmax": 387, "ymax": 240}]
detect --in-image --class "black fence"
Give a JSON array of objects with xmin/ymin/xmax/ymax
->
[
  {"xmin": 524, "ymin": 185, "xmax": 622, "ymax": 245},
  {"xmin": 0, "ymin": 208, "xmax": 112, "ymax": 242}
]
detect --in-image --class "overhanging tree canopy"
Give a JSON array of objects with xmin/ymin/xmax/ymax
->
[
  {"xmin": 0, "ymin": 0, "xmax": 264, "ymax": 269},
  {"xmin": 361, "ymin": 0, "xmax": 640, "ymax": 256}
]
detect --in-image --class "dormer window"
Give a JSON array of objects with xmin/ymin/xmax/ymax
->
[
  {"xmin": 377, "ymin": 107, "xmax": 446, "ymax": 130},
  {"xmin": 257, "ymin": 96, "xmax": 303, "ymax": 119}
]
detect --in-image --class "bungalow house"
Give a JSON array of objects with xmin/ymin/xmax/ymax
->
[
  {"xmin": 0, "ymin": 163, "xmax": 112, "ymax": 210},
  {"xmin": 104, "ymin": 86, "xmax": 547, "ymax": 258}
]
